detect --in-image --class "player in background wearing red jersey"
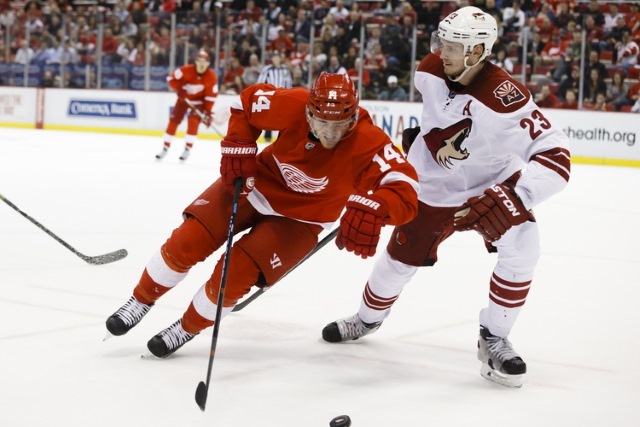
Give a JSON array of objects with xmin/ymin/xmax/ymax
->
[
  {"xmin": 105, "ymin": 73, "xmax": 419, "ymax": 358},
  {"xmin": 156, "ymin": 50, "xmax": 219, "ymax": 161},
  {"xmin": 322, "ymin": 7, "xmax": 571, "ymax": 388}
]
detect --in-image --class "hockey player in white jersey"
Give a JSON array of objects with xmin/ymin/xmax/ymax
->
[{"xmin": 322, "ymin": 6, "xmax": 571, "ymax": 388}]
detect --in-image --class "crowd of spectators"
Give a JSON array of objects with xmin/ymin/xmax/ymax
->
[{"xmin": 0, "ymin": 0, "xmax": 639, "ymax": 111}]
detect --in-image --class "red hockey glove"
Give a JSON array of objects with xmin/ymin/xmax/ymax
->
[
  {"xmin": 176, "ymin": 88, "xmax": 187, "ymax": 99},
  {"xmin": 453, "ymin": 184, "xmax": 533, "ymax": 242},
  {"xmin": 201, "ymin": 110, "xmax": 213, "ymax": 127},
  {"xmin": 220, "ymin": 138, "xmax": 258, "ymax": 195},
  {"xmin": 336, "ymin": 193, "xmax": 389, "ymax": 259}
]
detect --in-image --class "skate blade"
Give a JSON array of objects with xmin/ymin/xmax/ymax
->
[
  {"xmin": 103, "ymin": 331, "xmax": 115, "ymax": 342},
  {"xmin": 141, "ymin": 351, "xmax": 160, "ymax": 359},
  {"xmin": 480, "ymin": 363, "xmax": 523, "ymax": 388}
]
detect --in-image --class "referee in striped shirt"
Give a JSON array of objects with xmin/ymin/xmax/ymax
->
[{"xmin": 257, "ymin": 51, "xmax": 292, "ymax": 142}]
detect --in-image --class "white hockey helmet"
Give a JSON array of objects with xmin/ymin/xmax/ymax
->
[{"xmin": 431, "ymin": 6, "xmax": 498, "ymax": 80}]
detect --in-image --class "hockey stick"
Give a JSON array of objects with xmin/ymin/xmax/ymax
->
[
  {"xmin": 195, "ymin": 178, "xmax": 242, "ymax": 412},
  {"xmin": 0, "ymin": 193, "xmax": 128, "ymax": 265},
  {"xmin": 231, "ymin": 227, "xmax": 340, "ymax": 313},
  {"xmin": 184, "ymin": 98, "xmax": 225, "ymax": 138}
]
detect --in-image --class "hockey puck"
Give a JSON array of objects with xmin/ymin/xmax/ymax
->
[{"xmin": 330, "ymin": 415, "xmax": 351, "ymax": 427}]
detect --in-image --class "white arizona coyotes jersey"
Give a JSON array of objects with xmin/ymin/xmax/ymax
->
[{"xmin": 410, "ymin": 54, "xmax": 571, "ymax": 209}]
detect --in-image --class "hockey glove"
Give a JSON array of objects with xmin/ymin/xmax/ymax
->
[
  {"xmin": 220, "ymin": 138, "xmax": 258, "ymax": 195},
  {"xmin": 201, "ymin": 110, "xmax": 213, "ymax": 127},
  {"xmin": 453, "ymin": 184, "xmax": 533, "ymax": 242},
  {"xmin": 401, "ymin": 126, "xmax": 420, "ymax": 155},
  {"xmin": 176, "ymin": 88, "xmax": 187, "ymax": 100},
  {"xmin": 336, "ymin": 193, "xmax": 389, "ymax": 259}
]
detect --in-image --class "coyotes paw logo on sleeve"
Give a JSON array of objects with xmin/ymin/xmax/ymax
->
[{"xmin": 423, "ymin": 118, "xmax": 472, "ymax": 169}]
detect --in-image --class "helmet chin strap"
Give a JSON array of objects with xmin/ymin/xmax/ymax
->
[{"xmin": 447, "ymin": 56, "xmax": 483, "ymax": 82}]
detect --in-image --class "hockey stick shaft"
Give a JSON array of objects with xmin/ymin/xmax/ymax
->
[
  {"xmin": 195, "ymin": 178, "xmax": 242, "ymax": 411},
  {"xmin": 0, "ymin": 194, "xmax": 127, "ymax": 265},
  {"xmin": 231, "ymin": 227, "xmax": 340, "ymax": 313},
  {"xmin": 184, "ymin": 98, "xmax": 225, "ymax": 138}
]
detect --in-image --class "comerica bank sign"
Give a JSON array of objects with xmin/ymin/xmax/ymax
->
[{"xmin": 67, "ymin": 100, "xmax": 137, "ymax": 119}]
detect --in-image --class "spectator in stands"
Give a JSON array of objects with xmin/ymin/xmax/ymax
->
[
  {"xmin": 347, "ymin": 57, "xmax": 371, "ymax": 92},
  {"xmin": 264, "ymin": 0, "xmax": 282, "ymax": 26},
  {"xmin": 328, "ymin": 0, "xmax": 349, "ymax": 24},
  {"xmin": 560, "ymin": 88, "xmax": 579, "ymax": 109},
  {"xmin": 583, "ymin": 14, "xmax": 608, "ymax": 53},
  {"xmin": 550, "ymin": 1, "xmax": 573, "ymax": 30},
  {"xmin": 14, "ymin": 40, "xmax": 34, "ymax": 65},
  {"xmin": 42, "ymin": 69, "xmax": 55, "ymax": 88},
  {"xmin": 608, "ymin": 69, "xmax": 631, "ymax": 111},
  {"xmin": 121, "ymin": 15, "xmax": 138, "ymax": 39},
  {"xmin": 535, "ymin": 82, "xmax": 560, "ymax": 108},
  {"xmin": 53, "ymin": 39, "xmax": 78, "ymax": 65},
  {"xmin": 558, "ymin": 65, "xmax": 581, "ymax": 101},
  {"xmin": 541, "ymin": 31, "xmax": 566, "ymax": 66},
  {"xmin": 313, "ymin": 0, "xmax": 331, "ymax": 29},
  {"xmin": 502, "ymin": 0, "xmax": 526, "ymax": 34},
  {"xmin": 381, "ymin": 25, "xmax": 411, "ymax": 73},
  {"xmin": 417, "ymin": 0, "xmax": 443, "ymax": 34},
  {"xmin": 324, "ymin": 54, "xmax": 346, "ymax": 74},
  {"xmin": 270, "ymin": 26, "xmax": 295, "ymax": 56},
  {"xmin": 591, "ymin": 92, "xmax": 613, "ymax": 112},
  {"xmin": 551, "ymin": 49, "xmax": 575, "ymax": 82},
  {"xmin": 583, "ymin": 67, "xmax": 607, "ymax": 106},
  {"xmin": 604, "ymin": 3, "xmax": 624, "ymax": 34},
  {"xmin": 364, "ymin": 42, "xmax": 387, "ymax": 84},
  {"xmin": 520, "ymin": 28, "xmax": 544, "ymax": 72},
  {"xmin": 222, "ymin": 57, "xmax": 245, "ymax": 89},
  {"xmin": 379, "ymin": 75, "xmax": 408, "ymax": 102},
  {"xmin": 615, "ymin": 29, "xmax": 639, "ymax": 71},
  {"xmin": 239, "ymin": 0, "xmax": 262, "ymax": 23},
  {"xmin": 580, "ymin": 0, "xmax": 605, "ymax": 27},
  {"xmin": 102, "ymin": 28, "xmax": 119, "ymax": 65},
  {"xmin": 626, "ymin": 81, "xmax": 640, "ymax": 110},
  {"xmin": 241, "ymin": 53, "xmax": 262, "ymax": 86},
  {"xmin": 608, "ymin": 16, "xmax": 630, "ymax": 51},
  {"xmin": 290, "ymin": 7, "xmax": 312, "ymax": 44},
  {"xmin": 116, "ymin": 36, "xmax": 137, "ymax": 65},
  {"xmin": 490, "ymin": 46, "xmax": 514, "ymax": 74},
  {"xmin": 631, "ymin": 87, "xmax": 640, "ymax": 112},
  {"xmin": 626, "ymin": 3, "xmax": 640, "ymax": 36},
  {"xmin": 584, "ymin": 50, "xmax": 607, "ymax": 83}
]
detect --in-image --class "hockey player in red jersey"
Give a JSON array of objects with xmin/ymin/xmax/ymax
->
[
  {"xmin": 322, "ymin": 7, "xmax": 571, "ymax": 388},
  {"xmin": 106, "ymin": 72, "xmax": 419, "ymax": 358},
  {"xmin": 156, "ymin": 50, "xmax": 218, "ymax": 161}
]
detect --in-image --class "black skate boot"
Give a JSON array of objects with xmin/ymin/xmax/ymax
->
[
  {"xmin": 147, "ymin": 319, "xmax": 198, "ymax": 358},
  {"xmin": 105, "ymin": 296, "xmax": 154, "ymax": 337},
  {"xmin": 477, "ymin": 325, "xmax": 527, "ymax": 388},
  {"xmin": 322, "ymin": 314, "xmax": 381, "ymax": 343}
]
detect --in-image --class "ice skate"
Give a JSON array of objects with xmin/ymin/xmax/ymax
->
[
  {"xmin": 146, "ymin": 319, "xmax": 198, "ymax": 358},
  {"xmin": 155, "ymin": 147, "xmax": 169, "ymax": 160},
  {"xmin": 322, "ymin": 314, "xmax": 381, "ymax": 343},
  {"xmin": 105, "ymin": 296, "xmax": 154, "ymax": 337},
  {"xmin": 477, "ymin": 325, "xmax": 526, "ymax": 388},
  {"xmin": 179, "ymin": 147, "xmax": 191, "ymax": 161}
]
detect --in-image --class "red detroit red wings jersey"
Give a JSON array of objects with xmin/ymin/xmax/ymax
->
[
  {"xmin": 411, "ymin": 54, "xmax": 570, "ymax": 209},
  {"xmin": 168, "ymin": 64, "xmax": 218, "ymax": 112},
  {"xmin": 226, "ymin": 83, "xmax": 419, "ymax": 229}
]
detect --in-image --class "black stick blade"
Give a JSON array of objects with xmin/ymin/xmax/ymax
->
[
  {"xmin": 84, "ymin": 249, "xmax": 128, "ymax": 265},
  {"xmin": 195, "ymin": 381, "xmax": 208, "ymax": 411}
]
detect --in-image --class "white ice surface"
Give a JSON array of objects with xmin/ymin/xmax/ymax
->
[{"xmin": 0, "ymin": 128, "xmax": 638, "ymax": 426}]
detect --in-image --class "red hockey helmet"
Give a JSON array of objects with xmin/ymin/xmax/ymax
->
[
  {"xmin": 307, "ymin": 72, "xmax": 359, "ymax": 147},
  {"xmin": 307, "ymin": 72, "xmax": 359, "ymax": 121}
]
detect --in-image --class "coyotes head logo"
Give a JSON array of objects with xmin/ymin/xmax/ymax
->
[{"xmin": 423, "ymin": 118, "xmax": 472, "ymax": 169}]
